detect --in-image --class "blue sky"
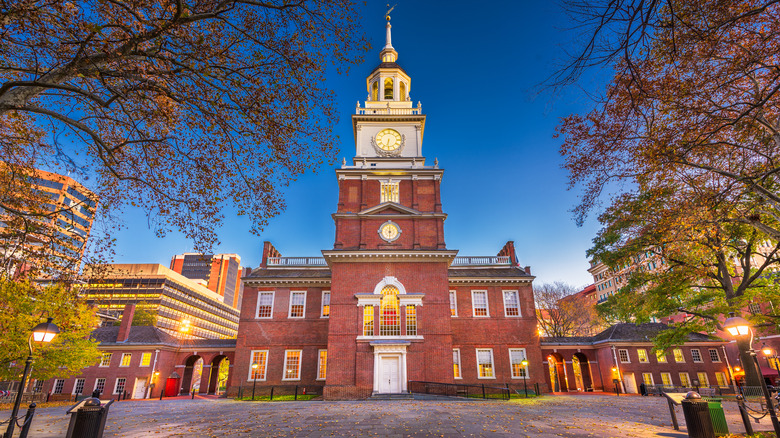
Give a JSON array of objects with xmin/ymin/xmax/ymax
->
[{"xmin": 110, "ymin": 1, "xmax": 606, "ymax": 287}]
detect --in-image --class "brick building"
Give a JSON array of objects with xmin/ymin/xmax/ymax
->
[
  {"xmin": 229, "ymin": 18, "xmax": 544, "ymax": 400},
  {"xmin": 541, "ymin": 323, "xmax": 735, "ymax": 394}
]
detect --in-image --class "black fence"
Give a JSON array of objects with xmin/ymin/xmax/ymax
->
[
  {"xmin": 645, "ymin": 385, "xmax": 737, "ymax": 397},
  {"xmin": 408, "ymin": 381, "xmax": 511, "ymax": 400},
  {"xmin": 236, "ymin": 384, "xmax": 324, "ymax": 400}
]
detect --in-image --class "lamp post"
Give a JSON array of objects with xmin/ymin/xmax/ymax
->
[
  {"xmin": 762, "ymin": 344, "xmax": 780, "ymax": 386},
  {"xmin": 251, "ymin": 363, "xmax": 258, "ymax": 401},
  {"xmin": 724, "ymin": 315, "xmax": 780, "ymax": 436},
  {"xmin": 521, "ymin": 359, "xmax": 529, "ymax": 398},
  {"xmin": 4, "ymin": 317, "xmax": 60, "ymax": 438}
]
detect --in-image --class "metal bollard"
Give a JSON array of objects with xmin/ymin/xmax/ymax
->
[
  {"xmin": 160, "ymin": 389, "xmax": 165, "ymax": 401},
  {"xmin": 736, "ymin": 395, "xmax": 754, "ymax": 436},
  {"xmin": 680, "ymin": 392, "xmax": 715, "ymax": 438},
  {"xmin": 19, "ymin": 402, "xmax": 36, "ymax": 438}
]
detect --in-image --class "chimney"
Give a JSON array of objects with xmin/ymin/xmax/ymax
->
[
  {"xmin": 524, "ymin": 266, "xmax": 532, "ymax": 275},
  {"xmin": 260, "ymin": 241, "xmax": 281, "ymax": 268},
  {"xmin": 117, "ymin": 303, "xmax": 136, "ymax": 343},
  {"xmin": 497, "ymin": 241, "xmax": 519, "ymax": 266}
]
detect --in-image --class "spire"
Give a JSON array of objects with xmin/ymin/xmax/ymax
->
[{"xmin": 380, "ymin": 4, "xmax": 398, "ymax": 63}]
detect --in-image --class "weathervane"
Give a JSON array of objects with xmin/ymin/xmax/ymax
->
[{"xmin": 385, "ymin": 3, "xmax": 396, "ymax": 21}]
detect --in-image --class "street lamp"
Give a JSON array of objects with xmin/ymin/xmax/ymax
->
[
  {"xmin": 724, "ymin": 315, "xmax": 780, "ymax": 436},
  {"xmin": 761, "ymin": 343, "xmax": 780, "ymax": 384},
  {"xmin": 251, "ymin": 363, "xmax": 259, "ymax": 401},
  {"xmin": 4, "ymin": 317, "xmax": 60, "ymax": 438},
  {"xmin": 521, "ymin": 360, "xmax": 529, "ymax": 398}
]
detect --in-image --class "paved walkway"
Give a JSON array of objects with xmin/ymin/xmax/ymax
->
[{"xmin": 4, "ymin": 394, "xmax": 776, "ymax": 437}]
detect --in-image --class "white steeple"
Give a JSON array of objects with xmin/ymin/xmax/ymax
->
[{"xmin": 380, "ymin": 13, "xmax": 397, "ymax": 63}]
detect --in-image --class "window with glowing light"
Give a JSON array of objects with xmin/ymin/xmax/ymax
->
[
  {"xmin": 453, "ymin": 349, "xmax": 462, "ymax": 379},
  {"xmin": 660, "ymin": 372, "xmax": 672, "ymax": 386},
  {"xmin": 400, "ymin": 81, "xmax": 407, "ymax": 100},
  {"xmin": 289, "ymin": 291, "xmax": 306, "ymax": 318},
  {"xmin": 642, "ymin": 373, "xmax": 654, "ymax": 385},
  {"xmin": 283, "ymin": 350, "xmax": 302, "ymax": 380},
  {"xmin": 73, "ymin": 379, "xmax": 85, "ymax": 395},
  {"xmin": 405, "ymin": 305, "xmax": 417, "ymax": 336},
  {"xmin": 371, "ymin": 81, "xmax": 378, "ymax": 101},
  {"xmin": 120, "ymin": 353, "xmax": 132, "ymax": 367},
  {"xmin": 637, "ymin": 349, "xmax": 649, "ymax": 363},
  {"xmin": 256, "ymin": 291, "xmax": 274, "ymax": 318},
  {"xmin": 477, "ymin": 348, "xmax": 495, "ymax": 379},
  {"xmin": 363, "ymin": 306, "xmax": 374, "ymax": 336},
  {"xmin": 321, "ymin": 291, "xmax": 330, "ymax": 318},
  {"xmin": 317, "ymin": 350, "xmax": 327, "ymax": 380},
  {"xmin": 380, "ymin": 181, "xmax": 399, "ymax": 203},
  {"xmin": 679, "ymin": 372, "xmax": 691, "ymax": 387},
  {"xmin": 449, "ymin": 290, "xmax": 458, "ymax": 317},
  {"xmin": 697, "ymin": 372, "xmax": 709, "ymax": 386},
  {"xmin": 715, "ymin": 372, "xmax": 728, "ymax": 387},
  {"xmin": 509, "ymin": 348, "xmax": 528, "ymax": 379},
  {"xmin": 503, "ymin": 290, "xmax": 520, "ymax": 317},
  {"xmin": 383, "ymin": 78, "xmax": 394, "ymax": 100},
  {"xmin": 113, "ymin": 378, "xmax": 126, "ymax": 395},
  {"xmin": 673, "ymin": 348, "xmax": 685, "ymax": 363},
  {"xmin": 471, "ymin": 290, "xmax": 489, "ymax": 317},
  {"xmin": 656, "ymin": 351, "xmax": 667, "ymax": 363},
  {"xmin": 248, "ymin": 350, "xmax": 268, "ymax": 381},
  {"xmin": 380, "ymin": 286, "xmax": 400, "ymax": 336},
  {"xmin": 140, "ymin": 352, "xmax": 152, "ymax": 367},
  {"xmin": 99, "ymin": 352, "xmax": 112, "ymax": 367}
]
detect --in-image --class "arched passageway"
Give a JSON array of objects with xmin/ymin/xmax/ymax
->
[
  {"xmin": 207, "ymin": 355, "xmax": 230, "ymax": 395},
  {"xmin": 547, "ymin": 353, "xmax": 568, "ymax": 392},
  {"xmin": 180, "ymin": 355, "xmax": 203, "ymax": 395},
  {"xmin": 572, "ymin": 353, "xmax": 593, "ymax": 391}
]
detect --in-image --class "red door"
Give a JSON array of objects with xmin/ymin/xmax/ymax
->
[{"xmin": 165, "ymin": 378, "xmax": 180, "ymax": 397}]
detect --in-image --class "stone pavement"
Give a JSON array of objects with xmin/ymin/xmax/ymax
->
[{"xmin": 4, "ymin": 394, "xmax": 777, "ymax": 437}]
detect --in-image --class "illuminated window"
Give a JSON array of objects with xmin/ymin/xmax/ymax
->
[
  {"xmin": 381, "ymin": 181, "xmax": 399, "ymax": 203},
  {"xmin": 371, "ymin": 81, "xmax": 378, "ymax": 101},
  {"xmin": 380, "ymin": 286, "xmax": 400, "ymax": 336},
  {"xmin": 383, "ymin": 78, "xmax": 394, "ymax": 100},
  {"xmin": 256, "ymin": 291, "xmax": 274, "ymax": 318},
  {"xmin": 509, "ymin": 348, "xmax": 528, "ymax": 379},
  {"xmin": 321, "ymin": 291, "xmax": 330, "ymax": 318},
  {"xmin": 673, "ymin": 348, "xmax": 685, "ymax": 363},
  {"xmin": 248, "ymin": 350, "xmax": 268, "ymax": 381},
  {"xmin": 405, "ymin": 305, "xmax": 417, "ymax": 336},
  {"xmin": 697, "ymin": 372, "xmax": 709, "ymax": 387},
  {"xmin": 73, "ymin": 379, "xmax": 85, "ymax": 395},
  {"xmin": 477, "ymin": 348, "xmax": 495, "ymax": 379},
  {"xmin": 656, "ymin": 351, "xmax": 667, "ymax": 363},
  {"xmin": 99, "ymin": 352, "xmax": 112, "ymax": 367},
  {"xmin": 317, "ymin": 350, "xmax": 327, "ymax": 380},
  {"xmin": 502, "ymin": 290, "xmax": 520, "ymax": 317},
  {"xmin": 661, "ymin": 372, "xmax": 672, "ymax": 386},
  {"xmin": 140, "ymin": 352, "xmax": 152, "ymax": 367},
  {"xmin": 715, "ymin": 372, "xmax": 728, "ymax": 387},
  {"xmin": 289, "ymin": 291, "xmax": 306, "ymax": 318},
  {"xmin": 94, "ymin": 378, "xmax": 106, "ymax": 393},
  {"xmin": 363, "ymin": 306, "xmax": 375, "ymax": 336},
  {"xmin": 113, "ymin": 378, "xmax": 126, "ymax": 395},
  {"xmin": 679, "ymin": 372, "xmax": 690, "ymax": 387},
  {"xmin": 453, "ymin": 349, "xmax": 462, "ymax": 379},
  {"xmin": 618, "ymin": 349, "xmax": 630, "ymax": 363},
  {"xmin": 691, "ymin": 349, "xmax": 702, "ymax": 363},
  {"xmin": 642, "ymin": 373, "xmax": 654, "ymax": 386},
  {"xmin": 449, "ymin": 290, "xmax": 458, "ymax": 317},
  {"xmin": 400, "ymin": 81, "xmax": 407, "ymax": 100},
  {"xmin": 120, "ymin": 353, "xmax": 132, "ymax": 367},
  {"xmin": 709, "ymin": 349, "xmax": 721, "ymax": 362},
  {"xmin": 471, "ymin": 290, "xmax": 489, "ymax": 317},
  {"xmin": 637, "ymin": 349, "xmax": 649, "ymax": 363},
  {"xmin": 283, "ymin": 350, "xmax": 302, "ymax": 380},
  {"xmin": 53, "ymin": 379, "xmax": 64, "ymax": 394}
]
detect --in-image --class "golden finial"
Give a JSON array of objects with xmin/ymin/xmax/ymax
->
[{"xmin": 385, "ymin": 3, "xmax": 396, "ymax": 21}]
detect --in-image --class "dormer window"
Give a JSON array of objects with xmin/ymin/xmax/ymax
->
[{"xmin": 384, "ymin": 78, "xmax": 394, "ymax": 100}]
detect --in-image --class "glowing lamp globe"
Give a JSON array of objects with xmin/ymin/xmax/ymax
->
[
  {"xmin": 31, "ymin": 317, "xmax": 59, "ymax": 343},
  {"xmin": 724, "ymin": 315, "xmax": 751, "ymax": 337}
]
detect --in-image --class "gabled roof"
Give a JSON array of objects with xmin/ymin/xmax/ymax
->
[
  {"xmin": 91, "ymin": 326, "xmax": 179, "ymax": 346},
  {"xmin": 541, "ymin": 323, "xmax": 721, "ymax": 345},
  {"xmin": 358, "ymin": 202, "xmax": 421, "ymax": 216}
]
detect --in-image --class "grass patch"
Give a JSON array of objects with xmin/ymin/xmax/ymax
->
[
  {"xmin": 0, "ymin": 400, "xmax": 74, "ymax": 410},
  {"xmin": 236, "ymin": 394, "xmax": 318, "ymax": 401}
]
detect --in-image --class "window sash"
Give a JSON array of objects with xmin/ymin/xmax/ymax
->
[
  {"xmin": 656, "ymin": 351, "xmax": 667, "ymax": 363},
  {"xmin": 449, "ymin": 291, "xmax": 458, "ymax": 317},
  {"xmin": 453, "ymin": 349, "xmax": 462, "ymax": 379},
  {"xmin": 691, "ymin": 349, "xmax": 702, "ymax": 363},
  {"xmin": 618, "ymin": 349, "xmax": 630, "ymax": 363},
  {"xmin": 256, "ymin": 292, "xmax": 274, "ymax": 318},
  {"xmin": 95, "ymin": 379, "xmax": 106, "ymax": 392},
  {"xmin": 53, "ymin": 379, "xmax": 64, "ymax": 394},
  {"xmin": 509, "ymin": 348, "xmax": 527, "ymax": 378},
  {"xmin": 715, "ymin": 372, "xmax": 728, "ymax": 387},
  {"xmin": 472, "ymin": 291, "xmax": 489, "ymax": 317},
  {"xmin": 73, "ymin": 379, "xmax": 85, "ymax": 395},
  {"xmin": 289, "ymin": 291, "xmax": 306, "ymax": 318},
  {"xmin": 405, "ymin": 305, "xmax": 417, "ymax": 336},
  {"xmin": 661, "ymin": 373, "xmax": 672, "ymax": 386},
  {"xmin": 709, "ymin": 349, "xmax": 721, "ymax": 362},
  {"xmin": 642, "ymin": 373, "xmax": 654, "ymax": 385},
  {"xmin": 120, "ymin": 353, "xmax": 132, "ymax": 367},
  {"xmin": 679, "ymin": 373, "xmax": 690, "ymax": 387},
  {"xmin": 317, "ymin": 350, "xmax": 327, "ymax": 380},
  {"xmin": 503, "ymin": 291, "xmax": 520, "ymax": 317},
  {"xmin": 140, "ymin": 352, "xmax": 152, "ymax": 367},
  {"xmin": 673, "ymin": 349, "xmax": 685, "ymax": 363},
  {"xmin": 114, "ymin": 378, "xmax": 126, "ymax": 395},
  {"xmin": 477, "ymin": 349, "xmax": 495, "ymax": 378},
  {"xmin": 697, "ymin": 372, "xmax": 709, "ymax": 387},
  {"xmin": 637, "ymin": 349, "xmax": 649, "ymax": 363},
  {"xmin": 321, "ymin": 291, "xmax": 330, "ymax": 318},
  {"xmin": 283, "ymin": 350, "xmax": 302, "ymax": 380},
  {"xmin": 363, "ymin": 306, "xmax": 374, "ymax": 336},
  {"xmin": 100, "ymin": 352, "xmax": 112, "ymax": 367},
  {"xmin": 249, "ymin": 350, "xmax": 268, "ymax": 381}
]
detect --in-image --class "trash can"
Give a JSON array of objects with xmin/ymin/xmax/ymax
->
[
  {"xmin": 680, "ymin": 392, "xmax": 715, "ymax": 438},
  {"xmin": 706, "ymin": 398, "xmax": 729, "ymax": 437},
  {"xmin": 65, "ymin": 398, "xmax": 114, "ymax": 438}
]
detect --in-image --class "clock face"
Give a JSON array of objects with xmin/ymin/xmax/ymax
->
[
  {"xmin": 375, "ymin": 129, "xmax": 402, "ymax": 151},
  {"xmin": 379, "ymin": 221, "xmax": 401, "ymax": 242}
]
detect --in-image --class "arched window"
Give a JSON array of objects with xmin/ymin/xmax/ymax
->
[
  {"xmin": 371, "ymin": 81, "xmax": 378, "ymax": 101},
  {"xmin": 400, "ymin": 81, "xmax": 407, "ymax": 101},
  {"xmin": 383, "ymin": 78, "xmax": 394, "ymax": 100},
  {"xmin": 380, "ymin": 285, "xmax": 400, "ymax": 336}
]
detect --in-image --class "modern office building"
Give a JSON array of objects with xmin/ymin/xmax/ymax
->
[{"xmin": 170, "ymin": 253, "xmax": 243, "ymax": 308}]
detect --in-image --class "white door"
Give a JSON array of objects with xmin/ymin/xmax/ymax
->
[
  {"xmin": 379, "ymin": 357, "xmax": 400, "ymax": 393},
  {"xmin": 133, "ymin": 378, "xmax": 148, "ymax": 399},
  {"xmin": 622, "ymin": 373, "xmax": 637, "ymax": 394}
]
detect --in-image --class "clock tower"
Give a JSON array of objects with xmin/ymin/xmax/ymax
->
[{"xmin": 322, "ymin": 14, "xmax": 457, "ymax": 399}]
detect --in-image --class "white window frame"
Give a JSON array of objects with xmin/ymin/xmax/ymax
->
[
  {"xmin": 140, "ymin": 352, "xmax": 152, "ymax": 367},
  {"xmin": 691, "ymin": 349, "xmax": 703, "ymax": 363},
  {"xmin": 282, "ymin": 350, "xmax": 303, "ymax": 381},
  {"xmin": 119, "ymin": 353, "xmax": 132, "ymax": 367},
  {"xmin": 255, "ymin": 291, "xmax": 275, "ymax": 319},
  {"xmin": 449, "ymin": 290, "xmax": 458, "ymax": 317},
  {"xmin": 502, "ymin": 290, "xmax": 521, "ymax": 317},
  {"xmin": 72, "ymin": 378, "xmax": 86, "ymax": 395},
  {"xmin": 660, "ymin": 372, "xmax": 672, "ymax": 386},
  {"xmin": 53, "ymin": 379, "xmax": 64, "ymax": 394},
  {"xmin": 471, "ymin": 290, "xmax": 489, "ymax": 317},
  {"xmin": 94, "ymin": 378, "xmax": 106, "ymax": 392},
  {"xmin": 673, "ymin": 348, "xmax": 685, "ymax": 363},
  {"xmin": 321, "ymin": 290, "xmax": 330, "ymax": 318},
  {"xmin": 288, "ymin": 290, "xmax": 307, "ymax": 319},
  {"xmin": 696, "ymin": 372, "xmax": 709, "ymax": 387},
  {"xmin": 476, "ymin": 348, "xmax": 496, "ymax": 379},
  {"xmin": 247, "ymin": 350, "xmax": 268, "ymax": 382},
  {"xmin": 679, "ymin": 372, "xmax": 691, "ymax": 387},
  {"xmin": 642, "ymin": 373, "xmax": 654, "ymax": 386},
  {"xmin": 715, "ymin": 372, "xmax": 728, "ymax": 387},
  {"xmin": 453, "ymin": 348, "xmax": 462, "ymax": 379},
  {"xmin": 509, "ymin": 348, "xmax": 528, "ymax": 379},
  {"xmin": 99, "ymin": 352, "xmax": 112, "ymax": 367},
  {"xmin": 656, "ymin": 351, "xmax": 668, "ymax": 363},
  {"xmin": 637, "ymin": 349, "xmax": 649, "ymax": 363},
  {"xmin": 618, "ymin": 349, "xmax": 630, "ymax": 363},
  {"xmin": 113, "ymin": 377, "xmax": 126, "ymax": 395},
  {"xmin": 709, "ymin": 348, "xmax": 721, "ymax": 363},
  {"xmin": 317, "ymin": 349, "xmax": 327, "ymax": 381}
]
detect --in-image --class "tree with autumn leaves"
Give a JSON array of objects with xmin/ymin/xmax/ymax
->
[{"xmin": 557, "ymin": 1, "xmax": 780, "ymax": 385}]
